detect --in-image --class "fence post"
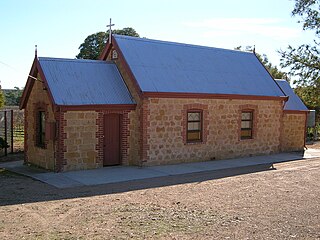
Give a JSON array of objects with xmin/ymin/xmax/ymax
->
[
  {"xmin": 4, "ymin": 111, "xmax": 7, "ymax": 156},
  {"xmin": 11, "ymin": 110, "xmax": 14, "ymax": 154}
]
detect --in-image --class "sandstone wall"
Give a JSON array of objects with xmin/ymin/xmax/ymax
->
[
  {"xmin": 25, "ymin": 72, "xmax": 299, "ymax": 170},
  {"xmin": 62, "ymin": 111, "xmax": 99, "ymax": 171},
  {"xmin": 144, "ymin": 98, "xmax": 283, "ymax": 166},
  {"xmin": 25, "ymin": 75, "xmax": 55, "ymax": 170},
  {"xmin": 281, "ymin": 113, "xmax": 306, "ymax": 152}
]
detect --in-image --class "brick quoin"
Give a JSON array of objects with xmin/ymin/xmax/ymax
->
[
  {"xmin": 55, "ymin": 111, "xmax": 67, "ymax": 172},
  {"xmin": 140, "ymin": 99, "xmax": 150, "ymax": 162}
]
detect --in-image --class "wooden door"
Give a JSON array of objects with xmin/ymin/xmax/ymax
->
[{"xmin": 103, "ymin": 114, "xmax": 121, "ymax": 166}]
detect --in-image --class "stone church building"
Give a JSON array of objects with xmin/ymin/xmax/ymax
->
[{"xmin": 20, "ymin": 34, "xmax": 308, "ymax": 172}]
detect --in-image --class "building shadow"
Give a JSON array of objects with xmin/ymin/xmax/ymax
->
[{"xmin": 0, "ymin": 163, "xmax": 275, "ymax": 206}]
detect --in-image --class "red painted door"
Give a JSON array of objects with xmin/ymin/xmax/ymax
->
[{"xmin": 103, "ymin": 114, "xmax": 121, "ymax": 166}]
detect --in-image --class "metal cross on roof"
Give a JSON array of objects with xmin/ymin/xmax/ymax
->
[{"xmin": 107, "ymin": 18, "xmax": 115, "ymax": 44}]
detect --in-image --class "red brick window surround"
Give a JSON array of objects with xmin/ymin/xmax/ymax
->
[
  {"xmin": 239, "ymin": 104, "xmax": 258, "ymax": 141},
  {"xmin": 241, "ymin": 110, "xmax": 253, "ymax": 139},
  {"xmin": 34, "ymin": 102, "xmax": 48, "ymax": 149},
  {"xmin": 182, "ymin": 104, "xmax": 208, "ymax": 144},
  {"xmin": 38, "ymin": 111, "xmax": 46, "ymax": 147},
  {"xmin": 187, "ymin": 111, "xmax": 202, "ymax": 142}
]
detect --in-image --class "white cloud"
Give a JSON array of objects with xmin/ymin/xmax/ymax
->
[{"xmin": 184, "ymin": 18, "xmax": 300, "ymax": 41}]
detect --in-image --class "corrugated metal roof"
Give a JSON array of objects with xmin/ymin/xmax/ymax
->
[
  {"xmin": 38, "ymin": 57, "xmax": 135, "ymax": 105},
  {"xmin": 114, "ymin": 35, "xmax": 285, "ymax": 97},
  {"xmin": 276, "ymin": 80, "xmax": 308, "ymax": 111}
]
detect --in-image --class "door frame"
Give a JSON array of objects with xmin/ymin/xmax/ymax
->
[{"xmin": 103, "ymin": 113, "xmax": 122, "ymax": 166}]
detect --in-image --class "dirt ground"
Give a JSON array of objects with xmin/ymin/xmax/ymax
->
[
  {"xmin": 307, "ymin": 141, "xmax": 320, "ymax": 149},
  {"xmin": 0, "ymin": 146, "xmax": 320, "ymax": 239}
]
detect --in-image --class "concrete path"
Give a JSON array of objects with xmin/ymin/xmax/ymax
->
[{"xmin": 1, "ymin": 150, "xmax": 319, "ymax": 189}]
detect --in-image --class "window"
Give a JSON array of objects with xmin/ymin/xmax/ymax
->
[
  {"xmin": 187, "ymin": 111, "xmax": 202, "ymax": 142},
  {"xmin": 241, "ymin": 111, "xmax": 253, "ymax": 139},
  {"xmin": 183, "ymin": 104, "xmax": 208, "ymax": 144},
  {"xmin": 37, "ymin": 111, "xmax": 46, "ymax": 147}
]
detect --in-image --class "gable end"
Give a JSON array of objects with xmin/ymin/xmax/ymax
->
[{"xmin": 20, "ymin": 58, "xmax": 56, "ymax": 110}]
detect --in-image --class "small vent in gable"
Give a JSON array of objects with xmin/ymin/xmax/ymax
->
[{"xmin": 112, "ymin": 50, "xmax": 118, "ymax": 59}]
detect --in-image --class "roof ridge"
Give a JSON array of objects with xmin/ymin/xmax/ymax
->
[
  {"xmin": 38, "ymin": 57, "xmax": 109, "ymax": 64},
  {"xmin": 113, "ymin": 34, "xmax": 253, "ymax": 55}
]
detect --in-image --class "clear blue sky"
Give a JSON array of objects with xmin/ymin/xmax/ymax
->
[{"xmin": 0, "ymin": 0, "xmax": 315, "ymax": 89}]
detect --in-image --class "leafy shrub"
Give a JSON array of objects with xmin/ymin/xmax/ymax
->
[{"xmin": 0, "ymin": 137, "xmax": 9, "ymax": 149}]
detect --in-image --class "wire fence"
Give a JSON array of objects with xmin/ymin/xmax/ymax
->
[{"xmin": 0, "ymin": 108, "xmax": 24, "ymax": 157}]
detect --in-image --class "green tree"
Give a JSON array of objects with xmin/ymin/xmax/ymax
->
[
  {"xmin": 295, "ymin": 85, "xmax": 319, "ymax": 108},
  {"xmin": 113, "ymin": 27, "xmax": 139, "ymax": 37},
  {"xmin": 0, "ymin": 90, "xmax": 5, "ymax": 108},
  {"xmin": 257, "ymin": 53, "xmax": 288, "ymax": 80},
  {"xmin": 278, "ymin": 0, "xmax": 320, "ymax": 111},
  {"xmin": 4, "ymin": 87, "xmax": 23, "ymax": 106},
  {"xmin": 76, "ymin": 32, "xmax": 107, "ymax": 60},
  {"xmin": 235, "ymin": 46, "xmax": 287, "ymax": 80},
  {"xmin": 76, "ymin": 27, "xmax": 139, "ymax": 59}
]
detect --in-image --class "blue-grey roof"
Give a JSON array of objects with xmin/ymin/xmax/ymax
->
[
  {"xmin": 276, "ymin": 80, "xmax": 308, "ymax": 111},
  {"xmin": 114, "ymin": 35, "xmax": 285, "ymax": 97},
  {"xmin": 38, "ymin": 57, "xmax": 135, "ymax": 105}
]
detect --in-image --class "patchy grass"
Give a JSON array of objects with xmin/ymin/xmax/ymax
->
[
  {"xmin": 0, "ymin": 152, "xmax": 24, "ymax": 162},
  {"xmin": 0, "ymin": 168, "xmax": 18, "ymax": 177},
  {"xmin": 114, "ymin": 202, "xmax": 244, "ymax": 238}
]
